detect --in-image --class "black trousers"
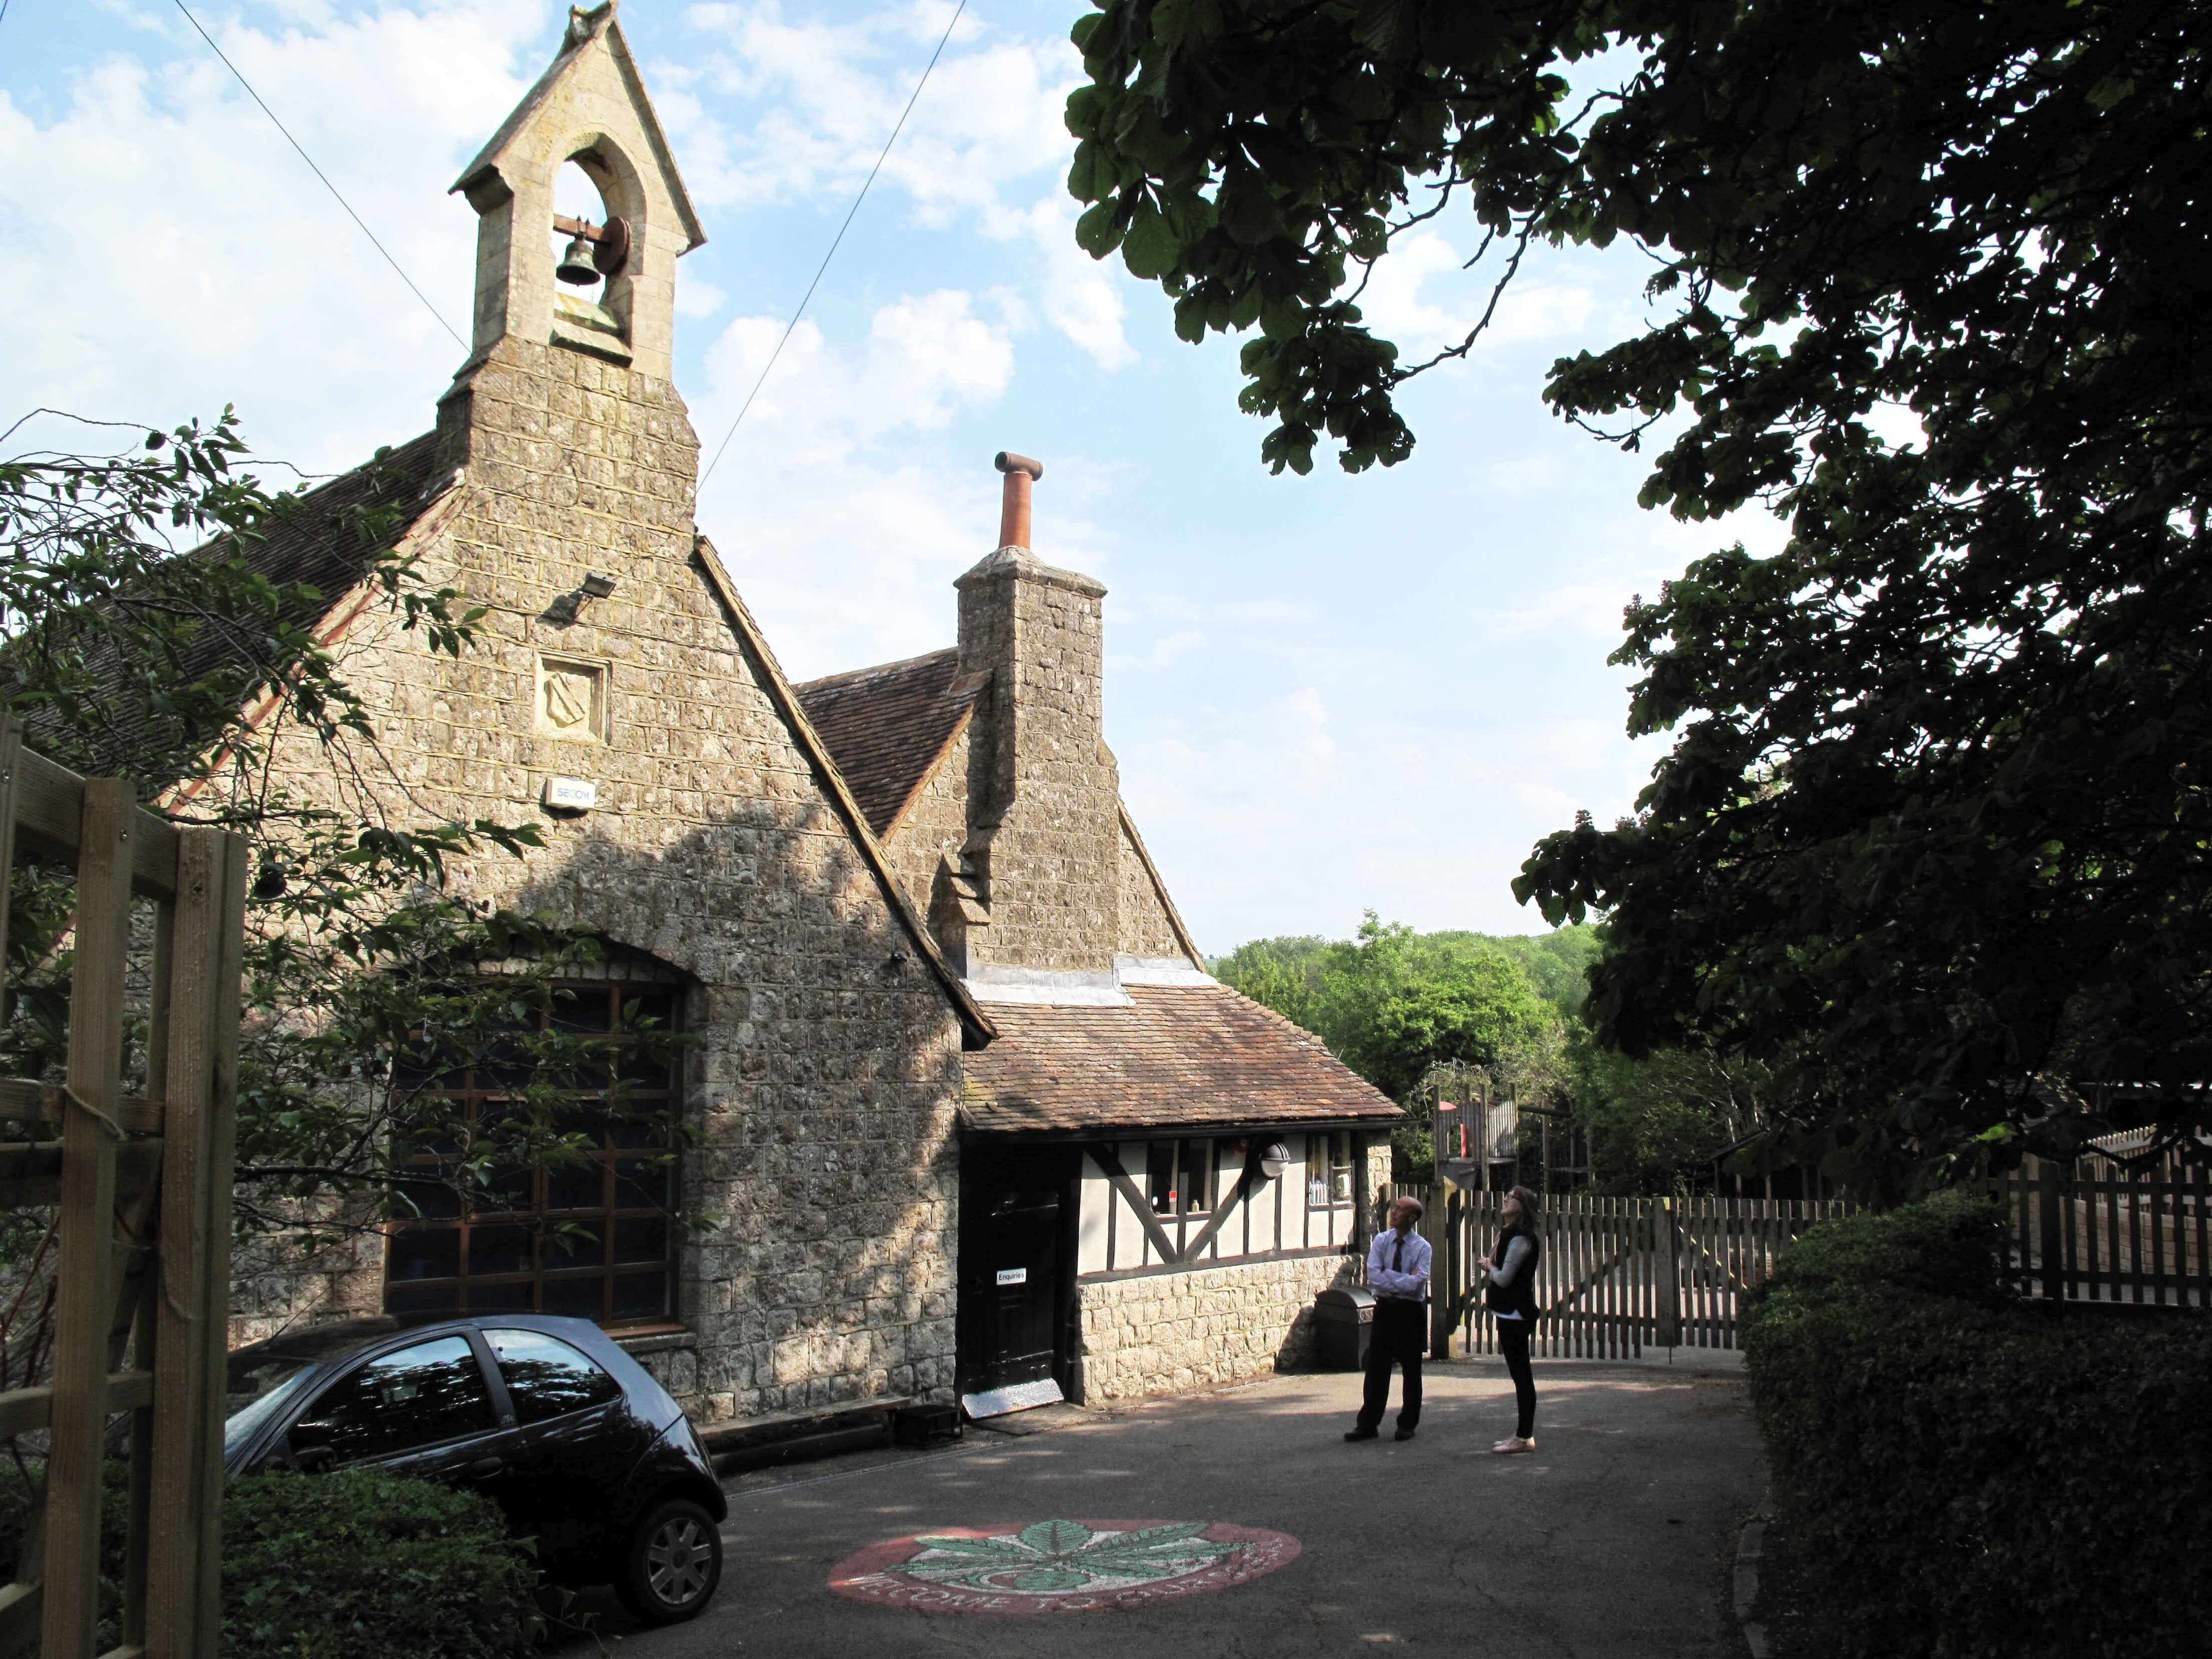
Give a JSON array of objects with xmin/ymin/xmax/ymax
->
[
  {"xmin": 1498, "ymin": 1316, "xmax": 1536, "ymax": 1438},
  {"xmin": 1357, "ymin": 1298, "xmax": 1426, "ymax": 1430}
]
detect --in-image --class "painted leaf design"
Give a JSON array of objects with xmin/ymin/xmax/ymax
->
[
  {"xmin": 1075, "ymin": 1521, "xmax": 1213, "ymax": 1554},
  {"xmin": 1018, "ymin": 1520, "xmax": 1095, "ymax": 1557},
  {"xmin": 912, "ymin": 1535, "xmax": 1035, "ymax": 1558},
  {"xmin": 1079, "ymin": 1544, "xmax": 1237, "ymax": 1577},
  {"xmin": 1012, "ymin": 1567, "xmax": 1090, "ymax": 1591}
]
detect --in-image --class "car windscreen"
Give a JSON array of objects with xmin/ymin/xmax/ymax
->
[{"xmin": 223, "ymin": 1364, "xmax": 320, "ymax": 1460}]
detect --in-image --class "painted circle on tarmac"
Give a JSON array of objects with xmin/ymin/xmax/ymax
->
[{"xmin": 827, "ymin": 1518, "xmax": 1301, "ymax": 1615}]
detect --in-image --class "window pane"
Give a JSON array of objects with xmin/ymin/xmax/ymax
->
[
  {"xmin": 386, "ymin": 1281, "xmax": 459, "ymax": 1316},
  {"xmin": 293, "ymin": 1336, "xmax": 493, "ymax": 1464},
  {"xmin": 387, "ymin": 1228, "xmax": 459, "ymax": 1283},
  {"xmin": 540, "ymin": 1223, "xmax": 604, "ymax": 1269},
  {"xmin": 468, "ymin": 1225, "xmax": 532, "ymax": 1277},
  {"xmin": 610, "ymin": 1270, "xmax": 668, "ymax": 1322},
  {"xmin": 549, "ymin": 985, "xmax": 614, "ymax": 1034},
  {"xmin": 485, "ymin": 1328, "xmax": 621, "ymax": 1424},
  {"xmin": 1307, "ymin": 1136, "xmax": 1331, "ymax": 1208},
  {"xmin": 613, "ymin": 1217, "xmax": 667, "ymax": 1266},
  {"xmin": 545, "ymin": 1160, "xmax": 605, "ymax": 1213},
  {"xmin": 612, "ymin": 1158, "xmax": 672, "ymax": 1210},
  {"xmin": 1146, "ymin": 1142, "xmax": 1174, "ymax": 1214},
  {"xmin": 541, "ymin": 1275, "xmax": 604, "ymax": 1319},
  {"xmin": 465, "ymin": 1280, "xmax": 532, "ymax": 1313},
  {"xmin": 392, "ymin": 1175, "xmax": 462, "ymax": 1222},
  {"xmin": 1179, "ymin": 1141, "xmax": 1212, "ymax": 1215}
]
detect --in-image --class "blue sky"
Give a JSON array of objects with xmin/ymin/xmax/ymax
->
[{"xmin": 0, "ymin": 1, "xmax": 1782, "ymax": 953}]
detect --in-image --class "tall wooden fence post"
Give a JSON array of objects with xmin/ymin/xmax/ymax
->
[
  {"xmin": 148, "ymin": 827, "xmax": 246, "ymax": 1659},
  {"xmin": 2037, "ymin": 1155, "xmax": 2067, "ymax": 1302},
  {"xmin": 1654, "ymin": 1199, "xmax": 1682, "ymax": 1352},
  {"xmin": 44, "ymin": 779, "xmax": 137, "ymax": 1659}
]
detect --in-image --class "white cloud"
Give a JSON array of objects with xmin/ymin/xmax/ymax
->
[
  {"xmin": 692, "ymin": 287, "xmax": 1111, "ymax": 679},
  {"xmin": 0, "ymin": 3, "xmax": 547, "ymax": 472},
  {"xmin": 1492, "ymin": 505, "xmax": 1791, "ymax": 642},
  {"xmin": 669, "ymin": 2, "xmax": 1134, "ymax": 369},
  {"xmin": 1358, "ymin": 228, "xmax": 1595, "ymax": 358}
]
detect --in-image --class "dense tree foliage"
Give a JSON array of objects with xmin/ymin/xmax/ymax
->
[
  {"xmin": 1070, "ymin": 1, "xmax": 2212, "ymax": 1184},
  {"xmin": 1, "ymin": 411, "xmax": 692, "ymax": 1244}
]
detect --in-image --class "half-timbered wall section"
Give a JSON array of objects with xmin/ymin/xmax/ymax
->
[{"xmin": 1074, "ymin": 1132, "xmax": 1374, "ymax": 1276}]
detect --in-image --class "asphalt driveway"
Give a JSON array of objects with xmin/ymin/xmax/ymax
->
[{"xmin": 592, "ymin": 1358, "xmax": 1760, "ymax": 1658}]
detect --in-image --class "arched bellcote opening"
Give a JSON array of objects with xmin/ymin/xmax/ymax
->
[{"xmin": 448, "ymin": 2, "xmax": 707, "ymax": 383}]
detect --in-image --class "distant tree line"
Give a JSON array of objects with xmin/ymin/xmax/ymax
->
[{"xmin": 1217, "ymin": 916, "xmax": 1767, "ymax": 1193}]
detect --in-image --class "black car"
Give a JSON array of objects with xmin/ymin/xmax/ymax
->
[{"xmin": 223, "ymin": 1314, "xmax": 726, "ymax": 1624}]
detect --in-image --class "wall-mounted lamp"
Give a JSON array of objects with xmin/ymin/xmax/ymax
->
[{"xmin": 546, "ymin": 571, "xmax": 619, "ymax": 625}]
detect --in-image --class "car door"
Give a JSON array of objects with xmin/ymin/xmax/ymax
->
[
  {"xmin": 277, "ymin": 1332, "xmax": 532, "ymax": 1521},
  {"xmin": 478, "ymin": 1325, "xmax": 654, "ymax": 1568}
]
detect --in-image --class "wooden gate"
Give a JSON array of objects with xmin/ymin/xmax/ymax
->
[
  {"xmin": 1999, "ymin": 1148, "xmax": 2211, "ymax": 1309},
  {"xmin": 1420, "ymin": 1188, "xmax": 1850, "ymax": 1358},
  {"xmin": 0, "ymin": 715, "xmax": 246, "ymax": 1659}
]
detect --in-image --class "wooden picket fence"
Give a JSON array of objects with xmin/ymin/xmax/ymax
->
[
  {"xmin": 1999, "ymin": 1146, "xmax": 2211, "ymax": 1309},
  {"xmin": 0, "ymin": 714, "xmax": 246, "ymax": 1659},
  {"xmin": 1383, "ymin": 1186, "xmax": 1852, "ymax": 1358}
]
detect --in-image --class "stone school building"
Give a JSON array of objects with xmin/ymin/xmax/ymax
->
[{"xmin": 229, "ymin": 3, "xmax": 1398, "ymax": 1422}]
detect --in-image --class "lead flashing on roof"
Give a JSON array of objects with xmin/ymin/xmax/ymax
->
[
  {"xmin": 963, "ymin": 964, "xmax": 1133, "ymax": 1008},
  {"xmin": 1114, "ymin": 955, "xmax": 1219, "ymax": 988}
]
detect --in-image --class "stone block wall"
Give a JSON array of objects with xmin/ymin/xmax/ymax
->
[
  {"xmin": 234, "ymin": 332, "xmax": 968, "ymax": 1421},
  {"xmin": 884, "ymin": 722, "xmax": 970, "ymax": 921},
  {"xmin": 955, "ymin": 550, "xmax": 1121, "ymax": 975},
  {"xmin": 1074, "ymin": 1253, "xmax": 1366, "ymax": 1401},
  {"xmin": 1115, "ymin": 814, "xmax": 1188, "ymax": 960}
]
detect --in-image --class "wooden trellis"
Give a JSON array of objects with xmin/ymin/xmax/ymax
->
[{"xmin": 0, "ymin": 714, "xmax": 246, "ymax": 1659}]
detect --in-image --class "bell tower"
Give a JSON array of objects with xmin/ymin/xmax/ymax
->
[{"xmin": 446, "ymin": 2, "xmax": 705, "ymax": 383}]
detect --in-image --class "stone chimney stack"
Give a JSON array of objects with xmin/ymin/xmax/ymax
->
[{"xmin": 949, "ymin": 452, "xmax": 1122, "ymax": 986}]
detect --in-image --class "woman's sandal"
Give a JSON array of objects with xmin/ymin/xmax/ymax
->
[{"xmin": 1490, "ymin": 1437, "xmax": 1537, "ymax": 1454}]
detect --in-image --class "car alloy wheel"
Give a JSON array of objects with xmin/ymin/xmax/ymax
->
[{"xmin": 618, "ymin": 1497, "xmax": 723, "ymax": 1624}]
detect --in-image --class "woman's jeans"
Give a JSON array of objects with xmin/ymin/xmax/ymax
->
[{"xmin": 1497, "ymin": 1316, "xmax": 1536, "ymax": 1438}]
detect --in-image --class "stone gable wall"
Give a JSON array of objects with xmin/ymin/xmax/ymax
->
[
  {"xmin": 882, "ymin": 722, "xmax": 971, "ymax": 924},
  {"xmin": 237, "ymin": 335, "xmax": 964, "ymax": 1419},
  {"xmin": 1116, "ymin": 815, "xmax": 1188, "ymax": 960}
]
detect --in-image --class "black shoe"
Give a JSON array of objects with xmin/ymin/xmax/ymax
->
[
  {"xmin": 1395, "ymin": 1427, "xmax": 1417, "ymax": 1441},
  {"xmin": 1343, "ymin": 1427, "xmax": 1379, "ymax": 1441}
]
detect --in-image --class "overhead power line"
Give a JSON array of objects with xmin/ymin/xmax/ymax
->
[
  {"xmin": 168, "ymin": 0, "xmax": 467, "ymax": 349},
  {"xmin": 700, "ymin": 0, "xmax": 968, "ymax": 485}
]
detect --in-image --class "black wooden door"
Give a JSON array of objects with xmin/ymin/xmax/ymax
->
[{"xmin": 958, "ymin": 1147, "xmax": 1074, "ymax": 1396}]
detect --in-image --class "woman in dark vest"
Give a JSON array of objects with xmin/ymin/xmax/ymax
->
[{"xmin": 1481, "ymin": 1186, "xmax": 1542, "ymax": 1454}]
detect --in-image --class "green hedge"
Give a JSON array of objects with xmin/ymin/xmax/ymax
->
[
  {"xmin": 223, "ymin": 1470, "xmax": 538, "ymax": 1659},
  {"xmin": 0, "ymin": 1464, "xmax": 536, "ymax": 1659},
  {"xmin": 1744, "ymin": 1191, "xmax": 2212, "ymax": 1659}
]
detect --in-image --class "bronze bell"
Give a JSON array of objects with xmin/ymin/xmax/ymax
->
[{"xmin": 555, "ymin": 231, "xmax": 600, "ymax": 287}]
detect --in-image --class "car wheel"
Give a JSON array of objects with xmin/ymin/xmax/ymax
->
[{"xmin": 615, "ymin": 1497, "xmax": 722, "ymax": 1624}]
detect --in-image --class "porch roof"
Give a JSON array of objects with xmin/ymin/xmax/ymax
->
[{"xmin": 960, "ymin": 982, "xmax": 1401, "ymax": 1136}]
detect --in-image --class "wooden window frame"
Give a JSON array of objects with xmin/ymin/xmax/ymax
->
[{"xmin": 382, "ymin": 979, "xmax": 682, "ymax": 1331}]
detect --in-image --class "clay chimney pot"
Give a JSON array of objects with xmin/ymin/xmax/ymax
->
[{"xmin": 994, "ymin": 450, "xmax": 1044, "ymax": 549}]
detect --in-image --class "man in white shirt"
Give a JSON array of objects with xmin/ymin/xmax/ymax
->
[{"xmin": 1345, "ymin": 1195, "xmax": 1433, "ymax": 1442}]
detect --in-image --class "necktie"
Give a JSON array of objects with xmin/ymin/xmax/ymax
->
[{"xmin": 1393, "ymin": 1236, "xmax": 1404, "ymax": 1272}]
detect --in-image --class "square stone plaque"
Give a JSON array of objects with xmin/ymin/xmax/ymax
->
[{"xmin": 536, "ymin": 654, "xmax": 608, "ymax": 742}]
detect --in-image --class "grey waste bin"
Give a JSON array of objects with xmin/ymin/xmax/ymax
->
[{"xmin": 1314, "ymin": 1286, "xmax": 1375, "ymax": 1371}]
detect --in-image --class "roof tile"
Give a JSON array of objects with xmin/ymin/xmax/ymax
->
[
  {"xmin": 791, "ymin": 648, "xmax": 983, "ymax": 836},
  {"xmin": 961, "ymin": 983, "xmax": 1401, "ymax": 1135}
]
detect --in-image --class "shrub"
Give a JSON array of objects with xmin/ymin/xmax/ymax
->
[
  {"xmin": 222, "ymin": 1470, "xmax": 538, "ymax": 1659},
  {"xmin": 1744, "ymin": 1193, "xmax": 2212, "ymax": 1659}
]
